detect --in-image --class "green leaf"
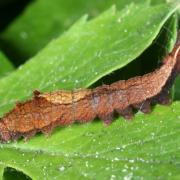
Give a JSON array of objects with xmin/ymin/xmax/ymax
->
[
  {"xmin": 90, "ymin": 13, "xmax": 178, "ymax": 89},
  {"xmin": 0, "ymin": 51, "xmax": 14, "ymax": 78},
  {"xmin": 0, "ymin": 3, "xmax": 178, "ymax": 117},
  {"xmin": 0, "ymin": 0, "xmax": 149, "ymax": 64}
]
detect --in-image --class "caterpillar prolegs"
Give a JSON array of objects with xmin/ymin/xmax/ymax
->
[{"xmin": 0, "ymin": 31, "xmax": 180, "ymax": 143}]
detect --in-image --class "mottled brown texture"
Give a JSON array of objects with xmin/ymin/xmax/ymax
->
[{"xmin": 0, "ymin": 31, "xmax": 180, "ymax": 143}]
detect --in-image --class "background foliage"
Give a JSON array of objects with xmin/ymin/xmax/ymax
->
[{"xmin": 0, "ymin": 0, "xmax": 179, "ymax": 179}]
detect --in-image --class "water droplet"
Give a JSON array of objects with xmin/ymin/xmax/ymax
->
[
  {"xmin": 111, "ymin": 174, "xmax": 116, "ymax": 180},
  {"xmin": 122, "ymin": 169, "xmax": 127, "ymax": 172},
  {"xmin": 59, "ymin": 166, "xmax": 65, "ymax": 171},
  {"xmin": 129, "ymin": 159, "xmax": 134, "ymax": 163},
  {"xmin": 146, "ymin": 21, "xmax": 150, "ymax": 25},
  {"xmin": 83, "ymin": 172, "xmax": 88, "ymax": 177},
  {"xmin": 122, "ymin": 145, "xmax": 126, "ymax": 149},
  {"xmin": 65, "ymin": 153, "xmax": 69, "ymax": 157},
  {"xmin": 151, "ymin": 132, "xmax": 155, "ymax": 138},
  {"xmin": 168, "ymin": 172, "xmax": 172, "ymax": 176},
  {"xmin": 75, "ymin": 79, "xmax": 79, "ymax": 83},
  {"xmin": 20, "ymin": 32, "xmax": 28, "ymax": 39},
  {"xmin": 85, "ymin": 161, "xmax": 89, "ymax": 167},
  {"xmin": 114, "ymin": 157, "xmax": 119, "ymax": 161},
  {"xmin": 117, "ymin": 18, "xmax": 122, "ymax": 23},
  {"xmin": 123, "ymin": 172, "xmax": 133, "ymax": 180}
]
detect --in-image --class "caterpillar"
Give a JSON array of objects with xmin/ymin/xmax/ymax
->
[{"xmin": 0, "ymin": 31, "xmax": 180, "ymax": 143}]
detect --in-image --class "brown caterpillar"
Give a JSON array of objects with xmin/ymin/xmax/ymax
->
[{"xmin": 0, "ymin": 31, "xmax": 180, "ymax": 143}]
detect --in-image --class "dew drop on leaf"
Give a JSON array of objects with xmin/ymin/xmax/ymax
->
[
  {"xmin": 20, "ymin": 32, "xmax": 28, "ymax": 39},
  {"xmin": 117, "ymin": 18, "xmax": 122, "ymax": 23},
  {"xmin": 110, "ymin": 174, "xmax": 116, "ymax": 180},
  {"xmin": 58, "ymin": 166, "xmax": 65, "ymax": 172}
]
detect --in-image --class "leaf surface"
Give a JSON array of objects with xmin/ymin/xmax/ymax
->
[
  {"xmin": 0, "ymin": 51, "xmax": 14, "ymax": 78},
  {"xmin": 0, "ymin": 3, "xmax": 178, "ymax": 116},
  {"xmin": 0, "ymin": 0, "xmax": 149, "ymax": 64}
]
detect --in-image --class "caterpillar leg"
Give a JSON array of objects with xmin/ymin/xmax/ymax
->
[
  {"xmin": 156, "ymin": 91, "xmax": 172, "ymax": 105},
  {"xmin": 116, "ymin": 107, "xmax": 133, "ymax": 120},
  {"xmin": 41, "ymin": 123, "xmax": 56, "ymax": 136},
  {"xmin": 99, "ymin": 113, "xmax": 113, "ymax": 126},
  {"xmin": 133, "ymin": 100, "xmax": 151, "ymax": 114},
  {"xmin": 10, "ymin": 131, "xmax": 21, "ymax": 142},
  {"xmin": 23, "ymin": 130, "xmax": 36, "ymax": 142},
  {"xmin": 33, "ymin": 90, "xmax": 41, "ymax": 97}
]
